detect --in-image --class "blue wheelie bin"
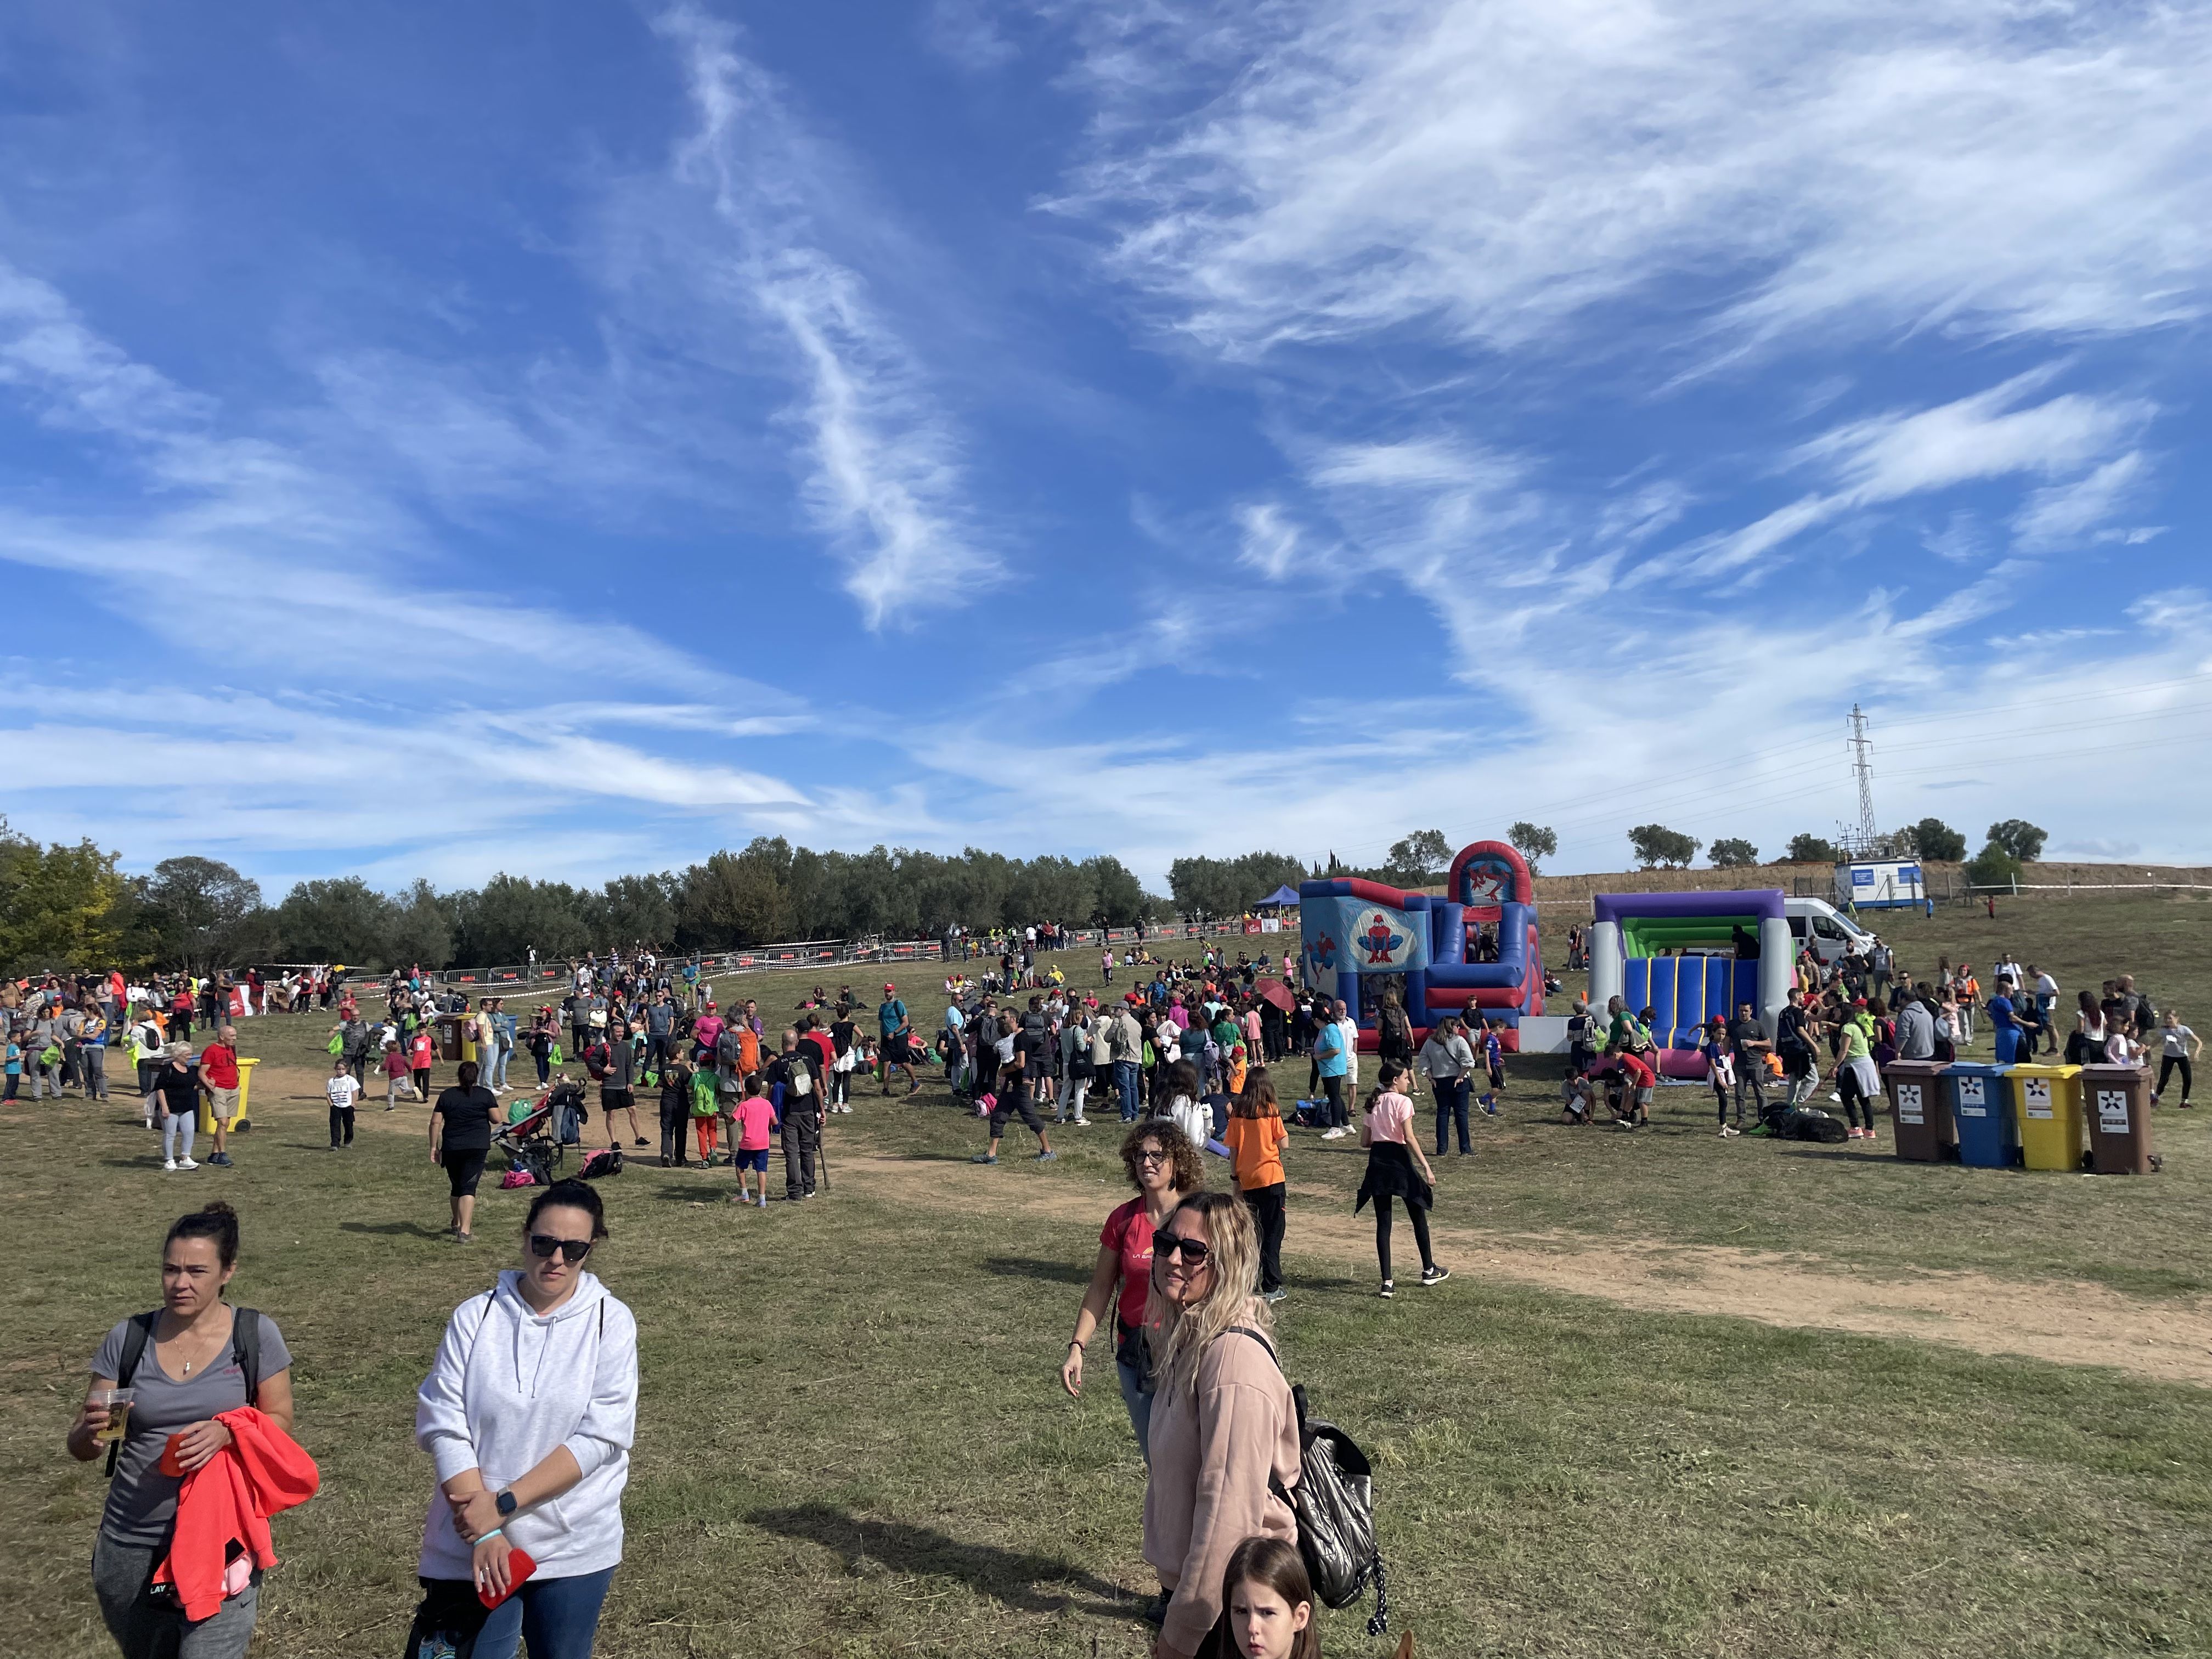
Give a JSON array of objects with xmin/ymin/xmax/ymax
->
[{"xmin": 1946, "ymin": 1062, "xmax": 2018, "ymax": 1168}]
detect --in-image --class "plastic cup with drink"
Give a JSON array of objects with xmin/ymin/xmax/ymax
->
[{"xmin": 91, "ymin": 1387, "xmax": 134, "ymax": 1444}]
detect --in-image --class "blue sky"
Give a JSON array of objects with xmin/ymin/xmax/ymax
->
[{"xmin": 3, "ymin": 1, "xmax": 2209, "ymax": 893}]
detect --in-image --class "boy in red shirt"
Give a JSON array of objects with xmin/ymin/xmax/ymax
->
[
  {"xmin": 408, "ymin": 1026, "xmax": 435, "ymax": 1102},
  {"xmin": 1612, "ymin": 1048, "xmax": 1655, "ymax": 1130}
]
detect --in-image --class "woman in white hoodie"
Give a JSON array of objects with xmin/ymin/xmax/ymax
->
[{"xmin": 410, "ymin": 1179, "xmax": 638, "ymax": 1659}]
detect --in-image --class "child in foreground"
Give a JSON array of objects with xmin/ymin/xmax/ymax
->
[
  {"xmin": 1217, "ymin": 1535, "xmax": 1319, "ymax": 1658},
  {"xmin": 731, "ymin": 1073, "xmax": 778, "ymax": 1207}
]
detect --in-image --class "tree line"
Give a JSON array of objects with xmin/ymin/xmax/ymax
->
[
  {"xmin": 0, "ymin": 823, "xmax": 1153, "ymax": 976},
  {"xmin": 1625, "ymin": 817, "xmax": 2049, "ymax": 879}
]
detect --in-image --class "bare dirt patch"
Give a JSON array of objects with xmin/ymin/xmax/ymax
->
[{"xmin": 838, "ymin": 1147, "xmax": 2212, "ymax": 1387}]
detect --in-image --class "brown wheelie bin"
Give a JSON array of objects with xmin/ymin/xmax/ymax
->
[
  {"xmin": 2079, "ymin": 1064, "xmax": 2155, "ymax": 1175},
  {"xmin": 1879, "ymin": 1059, "xmax": 1954, "ymax": 1162}
]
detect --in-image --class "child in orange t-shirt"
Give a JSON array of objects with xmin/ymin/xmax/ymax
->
[{"xmin": 1222, "ymin": 1069, "xmax": 1290, "ymax": 1300}]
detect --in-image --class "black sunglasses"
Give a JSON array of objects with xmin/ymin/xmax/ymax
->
[
  {"xmin": 527, "ymin": 1234, "xmax": 594, "ymax": 1263},
  {"xmin": 1153, "ymin": 1234, "xmax": 1212, "ymax": 1265}
]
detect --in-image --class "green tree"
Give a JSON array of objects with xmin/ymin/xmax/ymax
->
[
  {"xmin": 0, "ymin": 819, "xmax": 125, "ymax": 973},
  {"xmin": 1987, "ymin": 819, "xmax": 2047, "ymax": 863},
  {"xmin": 1507, "ymin": 822, "xmax": 1557, "ymax": 876},
  {"xmin": 1786, "ymin": 833, "xmax": 1843, "ymax": 862},
  {"xmin": 1167, "ymin": 856, "xmax": 1242, "ymax": 922},
  {"xmin": 1627, "ymin": 824, "xmax": 1701, "ymax": 869},
  {"xmin": 678, "ymin": 839, "xmax": 794, "ymax": 947},
  {"xmin": 1708, "ymin": 837, "xmax": 1760, "ymax": 868},
  {"xmin": 140, "ymin": 856, "xmax": 267, "ymax": 972},
  {"xmin": 274, "ymin": 877, "xmax": 396, "ymax": 964},
  {"xmin": 454, "ymin": 874, "xmax": 592, "ymax": 966},
  {"xmin": 1966, "ymin": 841, "xmax": 2022, "ymax": 888},
  {"xmin": 386, "ymin": 879, "xmax": 455, "ymax": 969},
  {"xmin": 1381, "ymin": 830, "xmax": 1453, "ymax": 887},
  {"xmin": 597, "ymin": 872, "xmax": 678, "ymax": 947},
  {"xmin": 1909, "ymin": 818, "xmax": 1968, "ymax": 862},
  {"xmin": 1084, "ymin": 856, "xmax": 1147, "ymax": 926}
]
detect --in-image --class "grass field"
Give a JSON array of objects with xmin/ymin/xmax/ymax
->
[{"xmin": 9, "ymin": 891, "xmax": 2212, "ymax": 1656}]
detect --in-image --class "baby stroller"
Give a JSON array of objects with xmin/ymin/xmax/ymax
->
[{"xmin": 494, "ymin": 1090, "xmax": 568, "ymax": 1186}]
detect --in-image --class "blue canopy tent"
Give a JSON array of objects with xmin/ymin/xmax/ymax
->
[{"xmin": 1259, "ymin": 885, "xmax": 1302, "ymax": 907}]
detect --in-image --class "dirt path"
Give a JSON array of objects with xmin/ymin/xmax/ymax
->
[
  {"xmin": 224, "ymin": 1064, "xmax": 2212, "ymax": 1386},
  {"xmin": 839, "ymin": 1147, "xmax": 2212, "ymax": 1387}
]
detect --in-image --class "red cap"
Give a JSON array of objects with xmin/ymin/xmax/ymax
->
[{"xmin": 883, "ymin": 982, "xmax": 896, "ymax": 992}]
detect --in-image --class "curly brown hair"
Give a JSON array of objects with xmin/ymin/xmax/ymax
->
[{"xmin": 1119, "ymin": 1120, "xmax": 1202, "ymax": 1197}]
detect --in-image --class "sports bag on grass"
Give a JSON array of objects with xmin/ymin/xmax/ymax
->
[
  {"xmin": 1228, "ymin": 1327, "xmax": 1389, "ymax": 1635},
  {"xmin": 580, "ymin": 1148, "xmax": 623, "ymax": 1179}
]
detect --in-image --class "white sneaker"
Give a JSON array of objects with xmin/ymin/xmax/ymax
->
[
  {"xmin": 178, "ymin": 1158, "xmax": 199, "ymax": 1170},
  {"xmin": 163, "ymin": 1159, "xmax": 178, "ymax": 1171}
]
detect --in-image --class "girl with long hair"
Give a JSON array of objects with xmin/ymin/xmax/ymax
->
[
  {"xmin": 1223, "ymin": 1069, "xmax": 1289, "ymax": 1302},
  {"xmin": 1219, "ymin": 1536, "xmax": 1321, "ymax": 1659},
  {"xmin": 1356, "ymin": 1060, "xmax": 1448, "ymax": 1297},
  {"xmin": 1142, "ymin": 1193, "xmax": 1300, "ymax": 1659}
]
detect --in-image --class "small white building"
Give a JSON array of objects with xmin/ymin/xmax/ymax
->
[{"xmin": 1834, "ymin": 860, "xmax": 1924, "ymax": 910}]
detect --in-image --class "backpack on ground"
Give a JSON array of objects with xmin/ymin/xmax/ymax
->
[
  {"xmin": 580, "ymin": 1148, "xmax": 624, "ymax": 1179},
  {"xmin": 1229, "ymin": 1327, "xmax": 1389, "ymax": 1635}
]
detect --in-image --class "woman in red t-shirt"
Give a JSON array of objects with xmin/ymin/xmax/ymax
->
[{"xmin": 1059, "ymin": 1120, "xmax": 1201, "ymax": 1460}]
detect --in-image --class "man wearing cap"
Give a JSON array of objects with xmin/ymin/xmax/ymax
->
[
  {"xmin": 1107, "ymin": 996, "xmax": 1145, "ymax": 1121},
  {"xmin": 878, "ymin": 983, "xmax": 918, "ymax": 1094}
]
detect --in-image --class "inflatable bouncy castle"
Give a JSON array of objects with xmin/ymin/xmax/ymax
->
[
  {"xmin": 1299, "ymin": 840, "xmax": 1544, "ymax": 1052},
  {"xmin": 1585, "ymin": 889, "xmax": 1793, "ymax": 1077}
]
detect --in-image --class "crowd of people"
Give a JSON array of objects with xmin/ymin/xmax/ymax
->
[{"xmin": 33, "ymin": 914, "xmax": 2199, "ymax": 1659}]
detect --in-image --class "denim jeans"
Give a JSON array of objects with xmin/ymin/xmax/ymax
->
[
  {"xmin": 469, "ymin": 1567, "xmax": 616, "ymax": 1659},
  {"xmin": 1431, "ymin": 1076, "xmax": 1470, "ymax": 1153},
  {"xmin": 1116, "ymin": 1357, "xmax": 1154, "ymax": 1462},
  {"xmin": 1114, "ymin": 1060, "xmax": 1141, "ymax": 1121}
]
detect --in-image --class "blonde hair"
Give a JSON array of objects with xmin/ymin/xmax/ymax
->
[{"xmin": 1147, "ymin": 1192, "xmax": 1266, "ymax": 1399}]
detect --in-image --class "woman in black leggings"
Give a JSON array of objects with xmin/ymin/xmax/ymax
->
[{"xmin": 1353, "ymin": 1060, "xmax": 1449, "ymax": 1299}]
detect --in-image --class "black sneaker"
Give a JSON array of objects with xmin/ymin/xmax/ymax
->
[{"xmin": 1420, "ymin": 1265, "xmax": 1451, "ymax": 1286}]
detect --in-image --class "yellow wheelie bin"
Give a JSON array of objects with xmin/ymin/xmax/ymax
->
[
  {"xmin": 2008, "ymin": 1062, "xmax": 2085, "ymax": 1171},
  {"xmin": 197, "ymin": 1057, "xmax": 256, "ymax": 1134}
]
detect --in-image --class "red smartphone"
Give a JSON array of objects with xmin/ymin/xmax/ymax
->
[{"xmin": 478, "ymin": 1548, "xmax": 537, "ymax": 1610}]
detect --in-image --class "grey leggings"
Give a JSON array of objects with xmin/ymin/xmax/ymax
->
[
  {"xmin": 160, "ymin": 1112, "xmax": 197, "ymax": 1163},
  {"xmin": 94, "ymin": 1534, "xmax": 258, "ymax": 1659}
]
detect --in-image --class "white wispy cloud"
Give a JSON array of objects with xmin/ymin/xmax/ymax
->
[
  {"xmin": 647, "ymin": 4, "xmax": 998, "ymax": 626},
  {"xmin": 1056, "ymin": 0, "xmax": 2212, "ymax": 360},
  {"xmin": 1668, "ymin": 371, "xmax": 2153, "ymax": 580}
]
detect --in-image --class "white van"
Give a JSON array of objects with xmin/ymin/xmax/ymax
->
[{"xmin": 1785, "ymin": 896, "xmax": 1878, "ymax": 966}]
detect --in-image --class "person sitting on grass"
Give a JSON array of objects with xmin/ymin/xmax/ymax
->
[
  {"xmin": 973, "ymin": 1019, "xmax": 1056, "ymax": 1166},
  {"xmin": 1561, "ymin": 1070, "xmax": 1596, "ymax": 1125}
]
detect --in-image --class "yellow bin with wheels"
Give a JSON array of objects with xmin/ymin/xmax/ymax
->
[{"xmin": 2008, "ymin": 1063, "xmax": 2084, "ymax": 1171}]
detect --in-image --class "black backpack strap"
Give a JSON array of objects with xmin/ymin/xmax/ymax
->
[
  {"xmin": 230, "ymin": 1306, "xmax": 263, "ymax": 1403},
  {"xmin": 105, "ymin": 1311, "xmax": 161, "ymax": 1477}
]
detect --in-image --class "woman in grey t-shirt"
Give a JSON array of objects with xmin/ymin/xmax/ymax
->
[{"xmin": 66, "ymin": 1201, "xmax": 295, "ymax": 1659}]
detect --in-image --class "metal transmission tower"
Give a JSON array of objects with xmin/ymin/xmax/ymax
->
[{"xmin": 1842, "ymin": 703, "xmax": 1878, "ymax": 856}]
